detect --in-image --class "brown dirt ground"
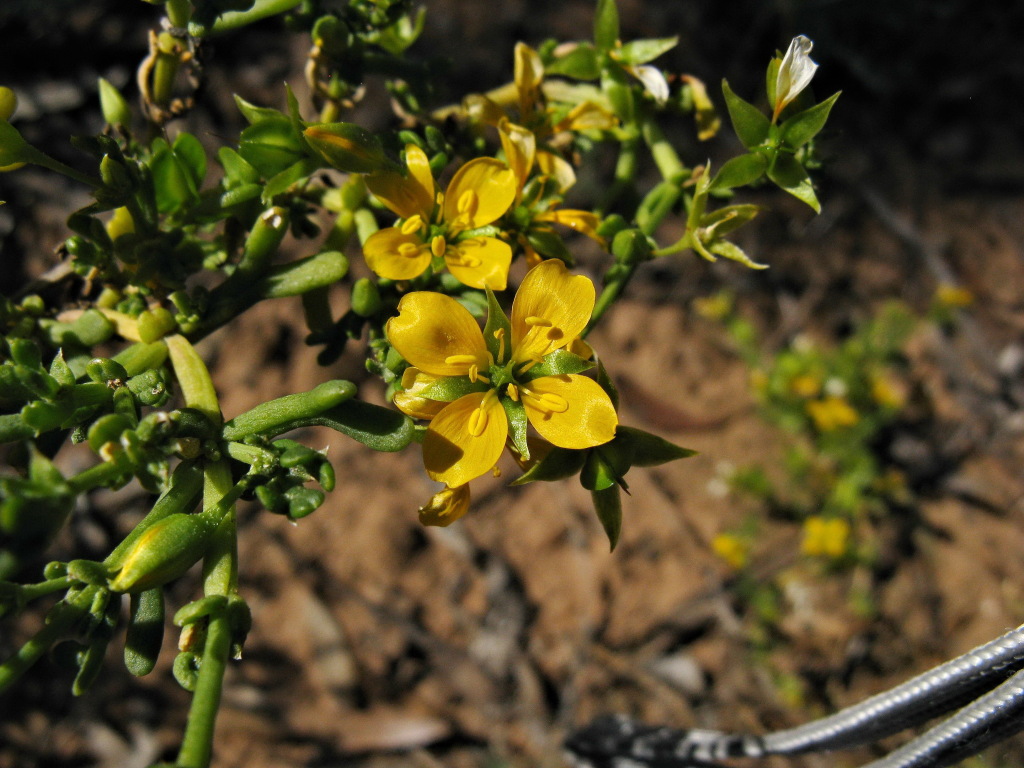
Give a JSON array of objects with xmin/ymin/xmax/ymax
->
[{"xmin": 3, "ymin": 3, "xmax": 1024, "ymax": 768}]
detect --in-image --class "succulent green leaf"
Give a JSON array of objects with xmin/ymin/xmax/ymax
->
[
  {"xmin": 616, "ymin": 37, "xmax": 678, "ymax": 66},
  {"xmin": 546, "ymin": 43, "xmax": 601, "ymax": 80},
  {"xmin": 721, "ymin": 80, "xmax": 770, "ymax": 149},
  {"xmin": 767, "ymin": 153, "xmax": 820, "ymax": 212},
  {"xmin": 125, "ymin": 587, "xmax": 165, "ymax": 677},
  {"xmin": 710, "ymin": 152, "xmax": 768, "ymax": 191},
  {"xmin": 260, "ymin": 250, "xmax": 349, "ymax": 299},
  {"xmin": 706, "ymin": 238, "xmax": 768, "ymax": 269},
  {"xmin": 594, "ymin": 0, "xmax": 620, "ymax": 50},
  {"xmin": 287, "ymin": 399, "xmax": 415, "ymax": 452},
  {"xmin": 172, "ymin": 132, "xmax": 207, "ymax": 188},
  {"xmin": 222, "ymin": 380, "xmax": 357, "ymax": 440},
  {"xmin": 779, "ymin": 91, "xmax": 841, "ymax": 150}
]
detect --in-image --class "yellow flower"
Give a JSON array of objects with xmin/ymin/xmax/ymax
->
[
  {"xmin": 806, "ymin": 396, "xmax": 858, "ymax": 431},
  {"xmin": 387, "ymin": 259, "xmax": 618, "ymax": 488},
  {"xmin": 712, "ymin": 533, "xmax": 749, "ymax": 570},
  {"xmin": 790, "ymin": 373, "xmax": 822, "ymax": 398},
  {"xmin": 363, "ymin": 145, "xmax": 517, "ymax": 289},
  {"xmin": 801, "ymin": 516, "xmax": 850, "ymax": 558},
  {"xmin": 934, "ymin": 283, "xmax": 974, "ymax": 309}
]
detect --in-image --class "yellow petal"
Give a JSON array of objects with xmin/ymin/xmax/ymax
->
[
  {"xmin": 463, "ymin": 94, "xmax": 506, "ymax": 127},
  {"xmin": 554, "ymin": 101, "xmax": 619, "ymax": 133},
  {"xmin": 535, "ymin": 208, "xmax": 605, "ymax": 245},
  {"xmin": 393, "ymin": 368, "xmax": 447, "ymax": 420},
  {"xmin": 424, "ymin": 392, "xmax": 508, "ymax": 487},
  {"xmin": 387, "ymin": 292, "xmax": 491, "ymax": 377},
  {"xmin": 365, "ymin": 144, "xmax": 435, "ymax": 219},
  {"xmin": 445, "ymin": 236, "xmax": 511, "ymax": 290},
  {"xmin": 498, "ymin": 119, "xmax": 535, "ymax": 193},
  {"xmin": 363, "ymin": 227, "xmax": 431, "ymax": 281},
  {"xmin": 511, "ymin": 259, "xmax": 595, "ymax": 363},
  {"xmin": 514, "ymin": 42, "xmax": 544, "ymax": 119},
  {"xmin": 536, "ymin": 150, "xmax": 576, "ymax": 193},
  {"xmin": 442, "ymin": 157, "xmax": 516, "ymax": 230},
  {"xmin": 418, "ymin": 484, "xmax": 472, "ymax": 527},
  {"xmin": 522, "ymin": 374, "xmax": 617, "ymax": 449}
]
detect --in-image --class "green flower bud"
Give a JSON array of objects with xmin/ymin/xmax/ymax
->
[
  {"xmin": 350, "ymin": 278, "xmax": 382, "ymax": 317},
  {"xmin": 304, "ymin": 122, "xmax": 391, "ymax": 173},
  {"xmin": 85, "ymin": 357, "xmax": 129, "ymax": 384},
  {"xmin": 237, "ymin": 206, "xmax": 290, "ymax": 277},
  {"xmin": 137, "ymin": 306, "xmax": 177, "ymax": 343},
  {"xmin": 109, "ymin": 512, "xmax": 218, "ymax": 593},
  {"xmin": 98, "ymin": 78, "xmax": 132, "ymax": 128}
]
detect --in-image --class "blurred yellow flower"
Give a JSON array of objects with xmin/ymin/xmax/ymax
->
[
  {"xmin": 934, "ymin": 283, "xmax": 974, "ymax": 309},
  {"xmin": 712, "ymin": 533, "xmax": 749, "ymax": 570},
  {"xmin": 806, "ymin": 396, "xmax": 858, "ymax": 431},
  {"xmin": 801, "ymin": 516, "xmax": 850, "ymax": 558},
  {"xmin": 790, "ymin": 373, "xmax": 822, "ymax": 398}
]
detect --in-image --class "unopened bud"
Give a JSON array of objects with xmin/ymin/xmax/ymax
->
[{"xmin": 304, "ymin": 122, "xmax": 391, "ymax": 173}]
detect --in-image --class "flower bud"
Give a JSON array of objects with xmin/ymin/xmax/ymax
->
[
  {"xmin": 350, "ymin": 278, "xmax": 382, "ymax": 317},
  {"xmin": 110, "ymin": 512, "xmax": 218, "ymax": 593},
  {"xmin": 418, "ymin": 484, "xmax": 471, "ymax": 527},
  {"xmin": 772, "ymin": 35, "xmax": 818, "ymax": 119},
  {"xmin": 304, "ymin": 122, "xmax": 391, "ymax": 173},
  {"xmin": 0, "ymin": 87, "xmax": 17, "ymax": 121},
  {"xmin": 98, "ymin": 78, "xmax": 132, "ymax": 128}
]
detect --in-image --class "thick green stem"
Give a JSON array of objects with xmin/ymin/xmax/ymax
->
[
  {"xmin": 598, "ymin": 135, "xmax": 640, "ymax": 215},
  {"xmin": 175, "ymin": 612, "xmax": 232, "ymax": 768},
  {"xmin": 0, "ymin": 603, "xmax": 77, "ymax": 692},
  {"xmin": 641, "ymin": 118, "xmax": 686, "ymax": 181},
  {"xmin": 189, "ymin": 0, "xmax": 304, "ymax": 36}
]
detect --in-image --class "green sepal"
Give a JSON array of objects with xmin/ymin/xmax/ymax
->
[
  {"xmin": 616, "ymin": 425, "xmax": 696, "ymax": 467},
  {"xmin": 721, "ymin": 80, "xmax": 770, "ymax": 149},
  {"xmin": 501, "ymin": 396, "xmax": 529, "ymax": 459},
  {"xmin": 710, "ymin": 152, "xmax": 768, "ymax": 191},
  {"xmin": 519, "ymin": 349, "xmax": 593, "ymax": 381},
  {"xmin": 779, "ymin": 91, "xmax": 841, "ymax": 150},
  {"xmin": 591, "ymin": 485, "xmax": 622, "ymax": 551},
  {"xmin": 124, "ymin": 587, "xmax": 165, "ymax": 677},
  {"xmin": 221, "ymin": 379, "xmax": 357, "ymax": 440},
  {"xmin": 286, "ymin": 399, "xmax": 414, "ymax": 453},
  {"xmin": 581, "ymin": 450, "xmax": 617, "ymax": 491},
  {"xmin": 765, "ymin": 57, "xmax": 781, "ymax": 109},
  {"xmin": 547, "ymin": 43, "xmax": 601, "ymax": 80},
  {"xmin": 483, "ymin": 288, "xmax": 512, "ymax": 363},
  {"xmin": 420, "ymin": 376, "xmax": 488, "ymax": 403},
  {"xmin": 616, "ymin": 37, "xmax": 678, "ymax": 66},
  {"xmin": 767, "ymin": 153, "xmax": 820, "ymax": 212},
  {"xmin": 593, "ymin": 0, "xmax": 620, "ymax": 50},
  {"xmin": 510, "ymin": 445, "xmax": 587, "ymax": 485}
]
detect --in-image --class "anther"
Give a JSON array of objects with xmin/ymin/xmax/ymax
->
[
  {"xmin": 431, "ymin": 235, "xmax": 447, "ymax": 259},
  {"xmin": 401, "ymin": 215, "xmax": 425, "ymax": 235}
]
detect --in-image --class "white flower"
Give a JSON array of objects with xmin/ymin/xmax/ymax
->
[
  {"xmin": 773, "ymin": 35, "xmax": 818, "ymax": 118},
  {"xmin": 629, "ymin": 65, "xmax": 670, "ymax": 105}
]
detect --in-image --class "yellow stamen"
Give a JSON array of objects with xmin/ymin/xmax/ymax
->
[
  {"xmin": 493, "ymin": 328, "xmax": 506, "ymax": 363},
  {"xmin": 401, "ymin": 215, "xmax": 425, "ymax": 235},
  {"xmin": 467, "ymin": 391, "xmax": 498, "ymax": 437},
  {"xmin": 431, "ymin": 235, "xmax": 447, "ymax": 259},
  {"xmin": 507, "ymin": 383, "xmax": 519, "ymax": 401},
  {"xmin": 398, "ymin": 242, "xmax": 423, "ymax": 259},
  {"xmin": 445, "ymin": 354, "xmax": 480, "ymax": 366},
  {"xmin": 525, "ymin": 316, "xmax": 552, "ymax": 328},
  {"xmin": 467, "ymin": 364, "xmax": 490, "ymax": 384},
  {"xmin": 523, "ymin": 388, "xmax": 569, "ymax": 415}
]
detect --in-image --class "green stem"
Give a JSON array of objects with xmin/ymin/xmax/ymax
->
[
  {"xmin": 165, "ymin": 0, "xmax": 192, "ymax": 27},
  {"xmin": 640, "ymin": 117, "xmax": 686, "ymax": 181},
  {"xmin": 188, "ymin": 0, "xmax": 304, "ymax": 36},
  {"xmin": 175, "ymin": 612, "xmax": 232, "ymax": 768},
  {"xmin": 19, "ymin": 576, "xmax": 73, "ymax": 603},
  {"xmin": 0, "ymin": 604, "xmax": 77, "ymax": 692},
  {"xmin": 597, "ymin": 134, "xmax": 639, "ymax": 215},
  {"xmin": 29, "ymin": 150, "xmax": 102, "ymax": 188},
  {"xmin": 67, "ymin": 460, "xmax": 128, "ymax": 494}
]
